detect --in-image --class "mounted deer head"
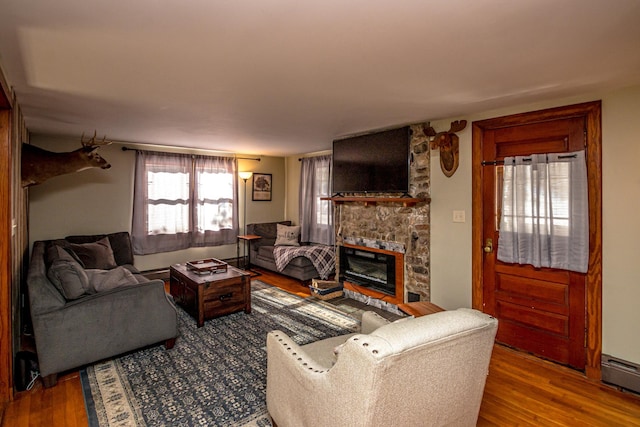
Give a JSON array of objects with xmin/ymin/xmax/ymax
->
[
  {"xmin": 21, "ymin": 131, "xmax": 112, "ymax": 187},
  {"xmin": 424, "ymin": 120, "xmax": 467, "ymax": 177}
]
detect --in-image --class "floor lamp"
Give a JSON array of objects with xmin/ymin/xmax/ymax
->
[
  {"xmin": 238, "ymin": 171, "xmax": 253, "ymax": 268},
  {"xmin": 239, "ymin": 171, "xmax": 253, "ymax": 234}
]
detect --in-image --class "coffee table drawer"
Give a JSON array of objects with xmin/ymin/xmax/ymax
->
[{"xmin": 203, "ymin": 283, "xmax": 247, "ymax": 318}]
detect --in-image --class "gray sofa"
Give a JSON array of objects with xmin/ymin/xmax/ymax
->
[
  {"xmin": 247, "ymin": 221, "xmax": 325, "ymax": 281},
  {"xmin": 26, "ymin": 231, "xmax": 178, "ymax": 387}
]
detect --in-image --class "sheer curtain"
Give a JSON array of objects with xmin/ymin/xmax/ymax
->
[
  {"xmin": 132, "ymin": 150, "xmax": 238, "ymax": 255},
  {"xmin": 299, "ymin": 155, "xmax": 334, "ymax": 245},
  {"xmin": 192, "ymin": 155, "xmax": 238, "ymax": 247},
  {"xmin": 497, "ymin": 150, "xmax": 589, "ymax": 273}
]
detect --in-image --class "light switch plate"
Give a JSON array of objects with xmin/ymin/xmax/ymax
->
[{"xmin": 453, "ymin": 210, "xmax": 465, "ymax": 223}]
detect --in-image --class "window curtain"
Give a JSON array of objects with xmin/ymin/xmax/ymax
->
[
  {"xmin": 132, "ymin": 150, "xmax": 238, "ymax": 255},
  {"xmin": 191, "ymin": 155, "xmax": 238, "ymax": 247},
  {"xmin": 497, "ymin": 150, "xmax": 589, "ymax": 273},
  {"xmin": 299, "ymin": 155, "xmax": 334, "ymax": 245}
]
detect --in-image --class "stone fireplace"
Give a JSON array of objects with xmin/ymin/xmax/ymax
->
[{"xmin": 333, "ymin": 122, "xmax": 431, "ymax": 305}]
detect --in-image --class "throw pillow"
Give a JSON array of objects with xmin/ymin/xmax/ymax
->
[
  {"xmin": 68, "ymin": 237, "xmax": 118, "ymax": 270},
  {"xmin": 46, "ymin": 245, "xmax": 90, "ymax": 300},
  {"xmin": 275, "ymin": 224, "xmax": 301, "ymax": 246}
]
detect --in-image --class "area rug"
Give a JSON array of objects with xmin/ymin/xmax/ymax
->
[{"xmin": 80, "ymin": 281, "xmax": 359, "ymax": 427}]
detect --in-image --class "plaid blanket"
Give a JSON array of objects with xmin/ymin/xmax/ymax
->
[{"xmin": 273, "ymin": 245, "xmax": 336, "ymax": 279}]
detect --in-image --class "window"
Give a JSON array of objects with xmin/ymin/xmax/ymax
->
[
  {"xmin": 497, "ymin": 151, "xmax": 588, "ymax": 273},
  {"xmin": 299, "ymin": 155, "xmax": 334, "ymax": 245},
  {"xmin": 132, "ymin": 151, "xmax": 238, "ymax": 255}
]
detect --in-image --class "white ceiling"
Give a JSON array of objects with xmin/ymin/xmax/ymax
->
[{"xmin": 1, "ymin": 0, "xmax": 639, "ymax": 156}]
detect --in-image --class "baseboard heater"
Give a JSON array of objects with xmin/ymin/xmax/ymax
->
[{"xmin": 601, "ymin": 354, "xmax": 640, "ymax": 394}]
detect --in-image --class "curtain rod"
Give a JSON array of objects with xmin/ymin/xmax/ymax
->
[
  {"xmin": 120, "ymin": 146, "xmax": 261, "ymax": 161},
  {"xmin": 481, "ymin": 154, "xmax": 577, "ymax": 166}
]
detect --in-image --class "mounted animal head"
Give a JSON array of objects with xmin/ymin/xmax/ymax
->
[
  {"xmin": 21, "ymin": 131, "xmax": 112, "ymax": 187},
  {"xmin": 424, "ymin": 120, "xmax": 467, "ymax": 177}
]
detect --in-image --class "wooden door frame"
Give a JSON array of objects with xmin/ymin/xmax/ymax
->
[
  {"xmin": 471, "ymin": 101, "xmax": 602, "ymax": 380},
  {"xmin": 0, "ymin": 77, "xmax": 13, "ymax": 406}
]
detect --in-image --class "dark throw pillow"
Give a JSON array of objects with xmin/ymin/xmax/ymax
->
[
  {"xmin": 68, "ymin": 237, "xmax": 118, "ymax": 270},
  {"xmin": 46, "ymin": 245, "xmax": 90, "ymax": 300}
]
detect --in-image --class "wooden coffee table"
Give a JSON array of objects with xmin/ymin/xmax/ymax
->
[{"xmin": 170, "ymin": 263, "xmax": 251, "ymax": 327}]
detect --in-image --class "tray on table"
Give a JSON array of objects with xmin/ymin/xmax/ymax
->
[{"xmin": 186, "ymin": 258, "xmax": 228, "ymax": 274}]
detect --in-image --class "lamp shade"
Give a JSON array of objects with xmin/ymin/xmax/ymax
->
[{"xmin": 239, "ymin": 171, "xmax": 253, "ymax": 181}]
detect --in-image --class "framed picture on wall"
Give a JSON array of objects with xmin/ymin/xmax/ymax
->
[{"xmin": 252, "ymin": 173, "xmax": 272, "ymax": 201}]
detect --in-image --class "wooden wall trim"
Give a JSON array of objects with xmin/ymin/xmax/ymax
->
[
  {"xmin": 0, "ymin": 65, "xmax": 12, "ymax": 110},
  {"xmin": 0, "ymin": 109, "xmax": 12, "ymax": 406},
  {"xmin": 471, "ymin": 101, "xmax": 603, "ymax": 380}
]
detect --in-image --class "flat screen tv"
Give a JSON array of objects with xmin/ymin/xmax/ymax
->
[{"xmin": 332, "ymin": 126, "xmax": 411, "ymax": 194}]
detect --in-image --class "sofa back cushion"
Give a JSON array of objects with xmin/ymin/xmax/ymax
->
[
  {"xmin": 46, "ymin": 245, "xmax": 90, "ymax": 300},
  {"xmin": 65, "ymin": 231, "xmax": 135, "ymax": 266},
  {"xmin": 68, "ymin": 237, "xmax": 118, "ymax": 269}
]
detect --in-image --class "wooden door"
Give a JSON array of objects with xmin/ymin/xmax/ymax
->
[{"xmin": 472, "ymin": 102, "xmax": 603, "ymax": 376}]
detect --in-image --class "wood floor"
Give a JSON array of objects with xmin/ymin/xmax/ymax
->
[{"xmin": 3, "ymin": 268, "xmax": 640, "ymax": 426}]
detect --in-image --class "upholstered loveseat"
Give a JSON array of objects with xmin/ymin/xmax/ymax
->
[
  {"xmin": 267, "ymin": 308, "xmax": 498, "ymax": 427},
  {"xmin": 26, "ymin": 231, "xmax": 178, "ymax": 387},
  {"xmin": 247, "ymin": 221, "xmax": 335, "ymax": 281}
]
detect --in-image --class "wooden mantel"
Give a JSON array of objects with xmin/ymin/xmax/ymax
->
[{"xmin": 322, "ymin": 196, "xmax": 429, "ymax": 207}]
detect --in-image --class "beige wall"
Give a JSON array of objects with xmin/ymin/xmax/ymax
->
[
  {"xmin": 285, "ymin": 156, "xmax": 301, "ymax": 224},
  {"xmin": 28, "ymin": 136, "xmax": 286, "ymax": 271}
]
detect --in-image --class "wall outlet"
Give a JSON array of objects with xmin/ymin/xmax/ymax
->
[{"xmin": 453, "ymin": 210, "xmax": 465, "ymax": 223}]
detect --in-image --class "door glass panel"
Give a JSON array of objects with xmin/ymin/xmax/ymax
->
[{"xmin": 495, "ymin": 165, "xmax": 503, "ymax": 231}]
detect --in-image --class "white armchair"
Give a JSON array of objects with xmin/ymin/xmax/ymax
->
[{"xmin": 266, "ymin": 308, "xmax": 498, "ymax": 427}]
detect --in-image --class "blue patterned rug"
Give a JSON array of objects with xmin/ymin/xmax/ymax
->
[{"xmin": 80, "ymin": 281, "xmax": 359, "ymax": 426}]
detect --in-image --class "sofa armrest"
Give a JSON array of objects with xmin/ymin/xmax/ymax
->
[
  {"xmin": 266, "ymin": 330, "xmax": 377, "ymax": 426},
  {"xmin": 360, "ymin": 311, "xmax": 392, "ymax": 334}
]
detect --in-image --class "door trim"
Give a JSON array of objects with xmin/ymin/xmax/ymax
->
[{"xmin": 471, "ymin": 101, "xmax": 602, "ymax": 379}]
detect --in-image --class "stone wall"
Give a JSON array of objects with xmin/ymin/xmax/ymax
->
[{"xmin": 335, "ymin": 122, "xmax": 431, "ymax": 302}]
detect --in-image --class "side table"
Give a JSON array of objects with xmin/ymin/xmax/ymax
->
[
  {"xmin": 397, "ymin": 301, "xmax": 445, "ymax": 317},
  {"xmin": 237, "ymin": 234, "xmax": 262, "ymax": 270}
]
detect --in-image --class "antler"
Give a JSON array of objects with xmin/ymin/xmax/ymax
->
[
  {"xmin": 448, "ymin": 120, "xmax": 467, "ymax": 133},
  {"xmin": 423, "ymin": 125, "xmax": 437, "ymax": 138},
  {"xmin": 81, "ymin": 130, "xmax": 112, "ymax": 147}
]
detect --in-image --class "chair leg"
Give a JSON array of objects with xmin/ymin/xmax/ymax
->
[
  {"xmin": 42, "ymin": 373, "xmax": 58, "ymax": 388},
  {"xmin": 165, "ymin": 338, "xmax": 176, "ymax": 349}
]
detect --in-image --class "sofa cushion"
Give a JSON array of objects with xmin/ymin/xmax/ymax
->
[
  {"xmin": 68, "ymin": 237, "xmax": 118, "ymax": 270},
  {"xmin": 275, "ymin": 224, "xmax": 301, "ymax": 246},
  {"xmin": 85, "ymin": 267, "xmax": 139, "ymax": 293},
  {"xmin": 65, "ymin": 232, "xmax": 135, "ymax": 266},
  {"xmin": 46, "ymin": 245, "xmax": 90, "ymax": 300}
]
